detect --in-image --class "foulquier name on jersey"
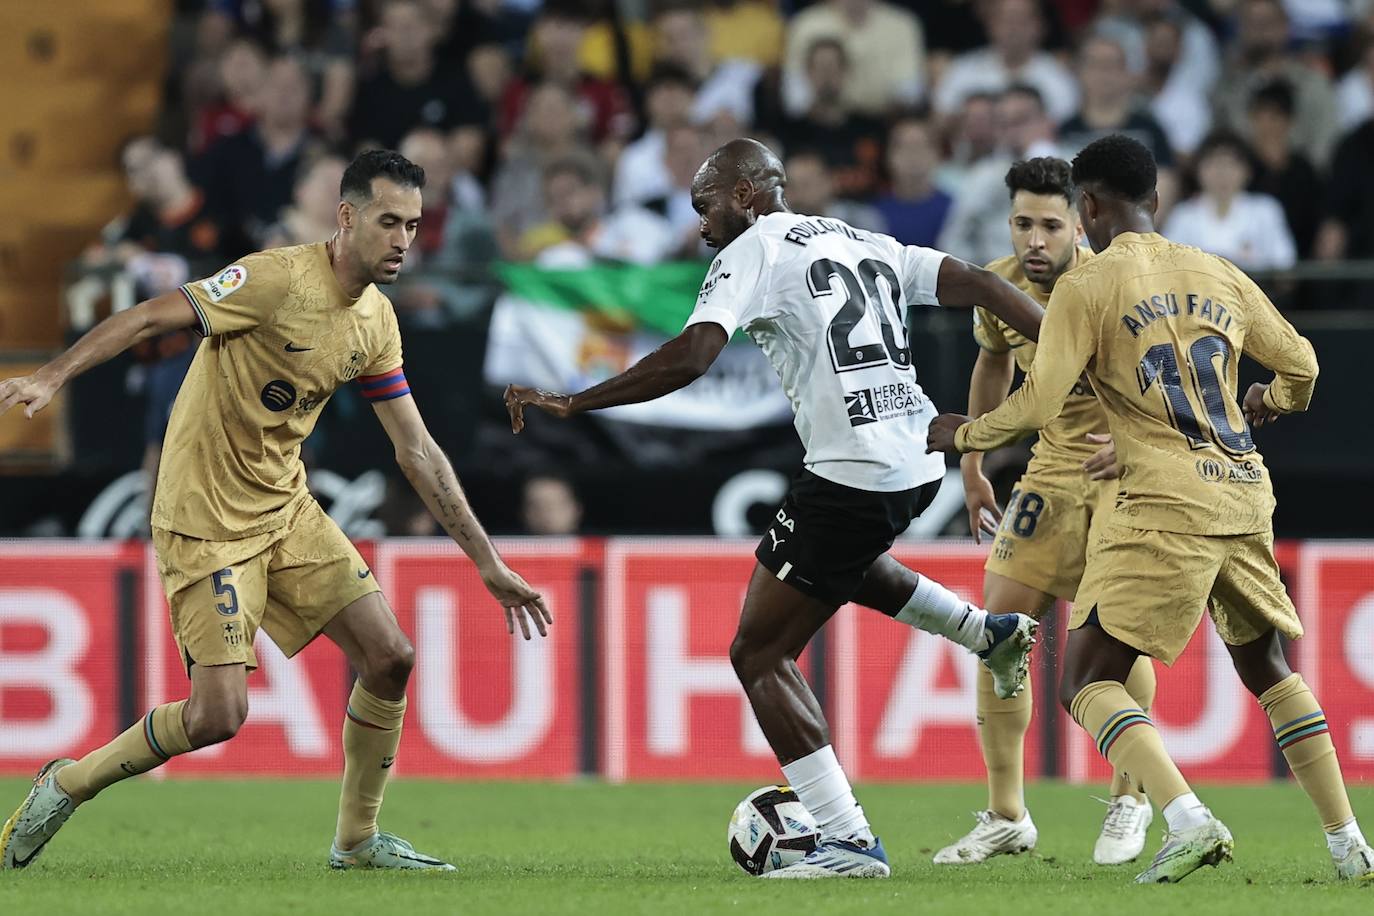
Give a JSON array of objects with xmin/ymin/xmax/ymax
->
[
  {"xmin": 783, "ymin": 218, "xmax": 865, "ymax": 247},
  {"xmin": 845, "ymin": 380, "xmax": 927, "ymax": 428},
  {"xmin": 1121, "ymin": 292, "xmax": 1236, "ymax": 338}
]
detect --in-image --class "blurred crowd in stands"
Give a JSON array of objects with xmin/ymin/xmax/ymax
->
[
  {"xmin": 31, "ymin": 0, "xmax": 1374, "ymax": 537},
  {"xmin": 82, "ymin": 0, "xmax": 1374, "ymax": 328}
]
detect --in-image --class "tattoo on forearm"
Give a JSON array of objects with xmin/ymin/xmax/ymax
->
[{"xmin": 401, "ymin": 450, "xmax": 484, "ymax": 548}]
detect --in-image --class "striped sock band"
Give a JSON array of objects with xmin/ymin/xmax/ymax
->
[
  {"xmin": 1095, "ymin": 707, "xmax": 1152, "ymax": 759},
  {"xmin": 143, "ymin": 710, "xmax": 171, "ymax": 761},
  {"xmin": 345, "ymin": 705, "xmax": 390, "ymax": 731},
  {"xmin": 1274, "ymin": 710, "xmax": 1329, "ymax": 750}
]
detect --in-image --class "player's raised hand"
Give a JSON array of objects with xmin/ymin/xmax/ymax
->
[
  {"xmin": 960, "ymin": 466, "xmax": 1002, "ymax": 543},
  {"xmin": 1242, "ymin": 382, "xmax": 1281, "ymax": 428},
  {"xmin": 504, "ymin": 384, "xmax": 573, "ymax": 434},
  {"xmin": 926, "ymin": 413, "xmax": 970, "ymax": 454},
  {"xmin": 480, "ymin": 560, "xmax": 553, "ymax": 640},
  {"xmin": 0, "ymin": 373, "xmax": 58, "ymax": 420},
  {"xmin": 1081, "ymin": 433, "xmax": 1121, "ymax": 480}
]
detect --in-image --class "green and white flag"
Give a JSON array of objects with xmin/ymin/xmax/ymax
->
[{"xmin": 485, "ymin": 261, "xmax": 792, "ymax": 430}]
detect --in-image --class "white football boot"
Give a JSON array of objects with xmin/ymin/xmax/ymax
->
[
  {"xmin": 933, "ymin": 810, "xmax": 1038, "ymax": 864},
  {"xmin": 1333, "ymin": 843, "xmax": 1374, "ymax": 882},
  {"xmin": 1, "ymin": 758, "xmax": 78, "ymax": 870},
  {"xmin": 329, "ymin": 831, "xmax": 456, "ymax": 871},
  {"xmin": 1094, "ymin": 795, "xmax": 1153, "ymax": 865},
  {"xmin": 1134, "ymin": 815, "xmax": 1233, "ymax": 884},
  {"xmin": 761, "ymin": 835, "xmax": 891, "ymax": 879}
]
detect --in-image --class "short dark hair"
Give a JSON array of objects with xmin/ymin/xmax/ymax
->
[
  {"xmin": 1005, "ymin": 157, "xmax": 1074, "ymax": 203},
  {"xmin": 785, "ymin": 147, "xmax": 828, "ymax": 170},
  {"xmin": 1071, "ymin": 134, "xmax": 1157, "ymax": 203},
  {"xmin": 1194, "ymin": 130, "xmax": 1253, "ymax": 165},
  {"xmin": 340, "ymin": 149, "xmax": 425, "ymax": 204},
  {"xmin": 1000, "ymin": 83, "xmax": 1046, "ymax": 114},
  {"xmin": 1249, "ymin": 78, "xmax": 1295, "ymax": 118},
  {"xmin": 646, "ymin": 63, "xmax": 697, "ymax": 94}
]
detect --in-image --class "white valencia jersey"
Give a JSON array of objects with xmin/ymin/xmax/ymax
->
[{"xmin": 685, "ymin": 211, "xmax": 947, "ymax": 492}]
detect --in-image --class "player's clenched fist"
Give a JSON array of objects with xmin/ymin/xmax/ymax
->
[
  {"xmin": 0, "ymin": 373, "xmax": 58, "ymax": 419},
  {"xmin": 1242, "ymin": 382, "xmax": 1281, "ymax": 427},
  {"xmin": 926, "ymin": 413, "xmax": 970, "ymax": 454},
  {"xmin": 504, "ymin": 384, "xmax": 573, "ymax": 433}
]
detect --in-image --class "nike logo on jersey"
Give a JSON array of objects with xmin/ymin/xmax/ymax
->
[
  {"xmin": 284, "ymin": 342, "xmax": 313, "ymax": 352},
  {"xmin": 381, "ymin": 755, "xmax": 395, "ymax": 769},
  {"xmin": 358, "ymin": 569, "xmax": 372, "ymax": 579}
]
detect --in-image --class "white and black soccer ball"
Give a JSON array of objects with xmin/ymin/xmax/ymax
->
[{"xmin": 727, "ymin": 785, "xmax": 820, "ymax": 876}]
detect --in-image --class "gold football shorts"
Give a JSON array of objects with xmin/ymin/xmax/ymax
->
[
  {"xmin": 152, "ymin": 496, "xmax": 379, "ymax": 672},
  {"xmin": 984, "ymin": 462, "xmax": 1116, "ymax": 604},
  {"xmin": 1069, "ymin": 522, "xmax": 1302, "ymax": 665}
]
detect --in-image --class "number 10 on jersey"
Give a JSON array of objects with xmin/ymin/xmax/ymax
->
[{"xmin": 1137, "ymin": 334, "xmax": 1255, "ymax": 455}]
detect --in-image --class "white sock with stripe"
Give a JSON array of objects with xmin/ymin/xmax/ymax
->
[
  {"xmin": 894, "ymin": 576, "xmax": 988, "ymax": 651},
  {"xmin": 781, "ymin": 745, "xmax": 874, "ymax": 845}
]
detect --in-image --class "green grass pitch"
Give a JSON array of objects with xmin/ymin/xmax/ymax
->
[{"xmin": 1, "ymin": 779, "xmax": 1369, "ymax": 915}]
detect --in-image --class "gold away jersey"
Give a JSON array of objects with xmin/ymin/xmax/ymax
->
[
  {"xmin": 972, "ymin": 248, "xmax": 1106, "ymax": 466},
  {"xmin": 957, "ymin": 232, "xmax": 1318, "ymax": 536},
  {"xmin": 152, "ymin": 243, "xmax": 408, "ymax": 541}
]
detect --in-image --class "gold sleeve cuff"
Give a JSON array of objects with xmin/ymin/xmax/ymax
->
[
  {"xmin": 1261, "ymin": 385, "xmax": 1286, "ymax": 414},
  {"xmin": 954, "ymin": 423, "xmax": 973, "ymax": 453}
]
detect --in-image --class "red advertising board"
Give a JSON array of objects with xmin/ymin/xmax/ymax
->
[
  {"xmin": 603, "ymin": 540, "xmax": 816, "ymax": 781},
  {"xmin": 834, "ymin": 543, "xmax": 1045, "ymax": 782},
  {"xmin": 1299, "ymin": 543, "xmax": 1374, "ymax": 782},
  {"xmin": 375, "ymin": 539, "xmax": 584, "ymax": 779},
  {"xmin": 0, "ymin": 543, "xmax": 134, "ymax": 775},
  {"xmin": 1, "ymin": 538, "xmax": 1370, "ymax": 783}
]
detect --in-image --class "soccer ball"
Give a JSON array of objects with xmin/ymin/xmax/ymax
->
[{"xmin": 727, "ymin": 785, "xmax": 820, "ymax": 875}]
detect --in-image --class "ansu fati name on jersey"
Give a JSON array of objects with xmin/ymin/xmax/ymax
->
[
  {"xmin": 1120, "ymin": 291, "xmax": 1235, "ymax": 338},
  {"xmin": 845, "ymin": 380, "xmax": 928, "ymax": 428}
]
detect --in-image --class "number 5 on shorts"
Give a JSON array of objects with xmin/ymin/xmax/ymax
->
[{"xmin": 212, "ymin": 568, "xmax": 239, "ymax": 616}]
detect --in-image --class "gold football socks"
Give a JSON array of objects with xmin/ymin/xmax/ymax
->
[
  {"xmin": 1107, "ymin": 657, "xmax": 1157, "ymax": 803},
  {"xmin": 56, "ymin": 700, "xmax": 193, "ymax": 803},
  {"xmin": 336, "ymin": 681, "xmax": 407, "ymax": 850},
  {"xmin": 977, "ymin": 664, "xmax": 1033, "ymax": 820},
  {"xmin": 1259, "ymin": 673, "xmax": 1355, "ymax": 832},
  {"xmin": 1070, "ymin": 680, "xmax": 1191, "ymax": 809}
]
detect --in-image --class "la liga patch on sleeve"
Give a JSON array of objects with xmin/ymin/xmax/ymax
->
[{"xmin": 199, "ymin": 264, "xmax": 248, "ymax": 302}]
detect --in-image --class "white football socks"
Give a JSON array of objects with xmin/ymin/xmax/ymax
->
[
  {"xmin": 781, "ymin": 745, "xmax": 873, "ymax": 845},
  {"xmin": 1161, "ymin": 792, "xmax": 1211, "ymax": 832},
  {"xmin": 1326, "ymin": 818, "xmax": 1367, "ymax": 859},
  {"xmin": 894, "ymin": 577, "xmax": 988, "ymax": 651}
]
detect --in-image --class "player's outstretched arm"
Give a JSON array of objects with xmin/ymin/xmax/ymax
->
[
  {"xmin": 371, "ymin": 393, "xmax": 552, "ymax": 640},
  {"xmin": 505, "ymin": 323, "xmax": 729, "ymax": 432},
  {"xmin": 0, "ymin": 291, "xmax": 198, "ymax": 419},
  {"xmin": 928, "ymin": 279, "xmax": 1095, "ymax": 455},
  {"xmin": 960, "ymin": 347, "xmax": 1015, "ymax": 541},
  {"xmin": 934, "ymin": 258, "xmax": 1045, "ymax": 342}
]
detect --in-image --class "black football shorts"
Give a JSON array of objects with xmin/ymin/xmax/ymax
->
[{"xmin": 754, "ymin": 469, "xmax": 940, "ymax": 607}]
